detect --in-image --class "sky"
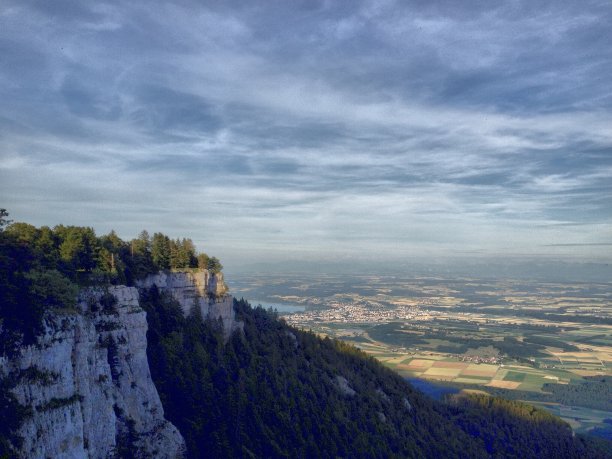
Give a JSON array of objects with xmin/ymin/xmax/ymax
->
[{"xmin": 1, "ymin": 0, "xmax": 611, "ymax": 270}]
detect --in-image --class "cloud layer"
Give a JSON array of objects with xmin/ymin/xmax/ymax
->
[{"xmin": 1, "ymin": 0, "xmax": 611, "ymax": 266}]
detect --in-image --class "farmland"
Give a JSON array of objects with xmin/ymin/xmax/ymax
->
[{"xmin": 228, "ymin": 273, "xmax": 612, "ymax": 437}]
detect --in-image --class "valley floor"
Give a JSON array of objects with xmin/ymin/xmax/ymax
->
[{"xmin": 229, "ymin": 273, "xmax": 612, "ymax": 438}]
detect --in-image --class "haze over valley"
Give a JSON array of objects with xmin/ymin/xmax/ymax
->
[{"xmin": 1, "ymin": 0, "xmax": 611, "ymax": 457}]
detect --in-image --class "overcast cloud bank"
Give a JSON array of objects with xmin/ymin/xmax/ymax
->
[{"xmin": 1, "ymin": 0, "xmax": 611, "ymax": 268}]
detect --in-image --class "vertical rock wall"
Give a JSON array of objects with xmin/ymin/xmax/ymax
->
[
  {"xmin": 136, "ymin": 270, "xmax": 240, "ymax": 337},
  {"xmin": 0, "ymin": 286, "xmax": 185, "ymax": 459},
  {"xmin": 0, "ymin": 270, "xmax": 239, "ymax": 458}
]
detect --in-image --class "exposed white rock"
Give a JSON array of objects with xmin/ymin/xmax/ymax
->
[
  {"xmin": 0, "ymin": 270, "xmax": 243, "ymax": 458},
  {"xmin": 0, "ymin": 286, "xmax": 185, "ymax": 459},
  {"xmin": 335, "ymin": 375, "xmax": 356, "ymax": 397},
  {"xmin": 376, "ymin": 388, "xmax": 391, "ymax": 404},
  {"xmin": 285, "ymin": 331, "xmax": 299, "ymax": 349},
  {"xmin": 136, "ymin": 270, "xmax": 240, "ymax": 338}
]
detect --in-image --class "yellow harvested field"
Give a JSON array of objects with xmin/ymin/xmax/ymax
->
[
  {"xmin": 559, "ymin": 352, "xmax": 602, "ymax": 359},
  {"xmin": 504, "ymin": 364, "xmax": 533, "ymax": 370},
  {"xmin": 550, "ymin": 352, "xmax": 600, "ymax": 363},
  {"xmin": 486, "ymin": 380, "xmax": 521, "ymax": 389},
  {"xmin": 432, "ymin": 361, "xmax": 467, "ymax": 369},
  {"xmin": 469, "ymin": 363, "xmax": 498, "ymax": 373},
  {"xmin": 395, "ymin": 363, "xmax": 419, "ymax": 370},
  {"xmin": 386, "ymin": 355, "xmax": 411, "ymax": 364},
  {"xmin": 407, "ymin": 359, "xmax": 434, "ymax": 368},
  {"xmin": 461, "ymin": 364, "xmax": 498, "ymax": 376},
  {"xmin": 554, "ymin": 350, "xmax": 612, "ymax": 366},
  {"xmin": 423, "ymin": 367, "xmax": 463, "ymax": 377},
  {"xmin": 570, "ymin": 369, "xmax": 608, "ymax": 377},
  {"xmin": 595, "ymin": 353, "xmax": 612, "ymax": 363}
]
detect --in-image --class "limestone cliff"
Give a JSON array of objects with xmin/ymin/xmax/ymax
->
[
  {"xmin": 136, "ymin": 270, "xmax": 240, "ymax": 337},
  {"xmin": 0, "ymin": 286, "xmax": 185, "ymax": 458},
  {"xmin": 0, "ymin": 270, "xmax": 241, "ymax": 458}
]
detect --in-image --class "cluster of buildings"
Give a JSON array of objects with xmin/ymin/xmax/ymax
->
[
  {"xmin": 283, "ymin": 298, "xmax": 426, "ymax": 326},
  {"xmin": 460, "ymin": 355, "xmax": 501, "ymax": 365}
]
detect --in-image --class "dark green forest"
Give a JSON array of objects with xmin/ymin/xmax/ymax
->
[
  {"xmin": 1, "ymin": 214, "xmax": 611, "ymax": 458},
  {"xmin": 142, "ymin": 291, "xmax": 610, "ymax": 458},
  {"xmin": 0, "ymin": 212, "xmax": 221, "ymax": 354}
]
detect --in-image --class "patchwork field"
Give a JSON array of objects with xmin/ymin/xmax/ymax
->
[
  {"xmin": 314, "ymin": 319, "xmax": 611, "ymax": 419},
  {"xmin": 230, "ymin": 273, "xmax": 612, "ymax": 436}
]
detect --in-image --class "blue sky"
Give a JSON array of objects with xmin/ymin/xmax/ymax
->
[{"xmin": 1, "ymin": 0, "xmax": 611, "ymax": 268}]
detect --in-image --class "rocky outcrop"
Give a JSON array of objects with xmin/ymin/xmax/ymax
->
[
  {"xmin": 136, "ymin": 270, "xmax": 240, "ymax": 337},
  {"xmin": 376, "ymin": 388, "xmax": 391, "ymax": 404},
  {"xmin": 0, "ymin": 270, "xmax": 242, "ymax": 458},
  {"xmin": 0, "ymin": 286, "xmax": 185, "ymax": 459},
  {"xmin": 403, "ymin": 397, "xmax": 412, "ymax": 412},
  {"xmin": 335, "ymin": 376, "xmax": 356, "ymax": 397}
]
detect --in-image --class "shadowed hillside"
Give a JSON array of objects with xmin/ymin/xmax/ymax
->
[{"xmin": 143, "ymin": 292, "xmax": 611, "ymax": 458}]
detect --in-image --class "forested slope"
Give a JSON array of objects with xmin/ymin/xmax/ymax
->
[
  {"xmin": 1, "ymin": 215, "xmax": 610, "ymax": 458},
  {"xmin": 142, "ymin": 292, "xmax": 611, "ymax": 458}
]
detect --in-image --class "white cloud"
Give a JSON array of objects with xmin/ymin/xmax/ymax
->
[{"xmin": 1, "ymin": 0, "xmax": 611, "ymax": 266}]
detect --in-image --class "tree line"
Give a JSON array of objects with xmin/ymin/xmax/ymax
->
[
  {"xmin": 2, "ymin": 212, "xmax": 222, "ymax": 286},
  {"xmin": 0, "ymin": 210, "xmax": 222, "ymax": 354}
]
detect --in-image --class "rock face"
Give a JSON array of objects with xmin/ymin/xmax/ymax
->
[
  {"xmin": 335, "ymin": 376, "xmax": 356, "ymax": 397},
  {"xmin": 0, "ymin": 286, "xmax": 185, "ymax": 459},
  {"xmin": 0, "ymin": 270, "xmax": 241, "ymax": 458},
  {"xmin": 136, "ymin": 270, "xmax": 240, "ymax": 337}
]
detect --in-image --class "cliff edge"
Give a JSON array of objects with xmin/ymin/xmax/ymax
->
[
  {"xmin": 0, "ymin": 286, "xmax": 185, "ymax": 458},
  {"xmin": 0, "ymin": 270, "xmax": 240, "ymax": 458},
  {"xmin": 136, "ymin": 270, "xmax": 241, "ymax": 338}
]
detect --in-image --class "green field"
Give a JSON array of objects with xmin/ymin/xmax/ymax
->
[
  {"xmin": 239, "ymin": 274, "xmax": 612, "ymax": 435},
  {"xmin": 315, "ymin": 316, "xmax": 612, "ymax": 435}
]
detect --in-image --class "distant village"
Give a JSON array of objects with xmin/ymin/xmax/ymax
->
[{"xmin": 282, "ymin": 297, "xmax": 431, "ymax": 325}]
